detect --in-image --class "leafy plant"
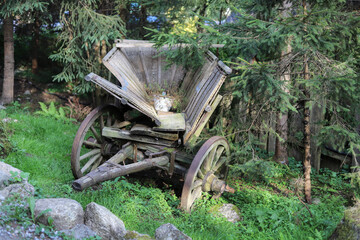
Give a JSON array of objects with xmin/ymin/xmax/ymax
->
[{"xmin": 35, "ymin": 102, "xmax": 74, "ymax": 122}]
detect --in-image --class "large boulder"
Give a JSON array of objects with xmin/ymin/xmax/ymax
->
[
  {"xmin": 85, "ymin": 202, "xmax": 126, "ymax": 240},
  {"xmin": 0, "ymin": 170, "xmax": 11, "ymax": 190},
  {"xmin": 34, "ymin": 198, "xmax": 84, "ymax": 230},
  {"xmin": 330, "ymin": 200, "xmax": 360, "ymax": 240},
  {"xmin": 155, "ymin": 223, "xmax": 191, "ymax": 240},
  {"xmin": 0, "ymin": 182, "xmax": 35, "ymax": 201},
  {"xmin": 0, "ymin": 162, "xmax": 23, "ymax": 178},
  {"xmin": 61, "ymin": 224, "xmax": 97, "ymax": 240}
]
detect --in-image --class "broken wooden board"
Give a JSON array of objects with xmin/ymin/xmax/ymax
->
[
  {"xmin": 102, "ymin": 127, "xmax": 177, "ymax": 147},
  {"xmin": 185, "ymin": 94, "xmax": 223, "ymax": 146},
  {"xmin": 130, "ymin": 124, "xmax": 179, "ymax": 141},
  {"xmin": 152, "ymin": 113, "xmax": 186, "ymax": 132},
  {"xmin": 85, "ymin": 73, "xmax": 161, "ymax": 126}
]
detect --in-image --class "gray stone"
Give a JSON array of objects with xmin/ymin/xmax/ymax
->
[
  {"xmin": 0, "ymin": 182, "xmax": 35, "ymax": 201},
  {"xmin": 24, "ymin": 90, "xmax": 31, "ymax": 95},
  {"xmin": 217, "ymin": 203, "xmax": 241, "ymax": 223},
  {"xmin": 312, "ymin": 198, "xmax": 321, "ymax": 205},
  {"xmin": 124, "ymin": 231, "xmax": 153, "ymax": 240},
  {"xmin": 0, "ymin": 170, "xmax": 11, "ymax": 190},
  {"xmin": 0, "ymin": 162, "xmax": 22, "ymax": 178},
  {"xmin": 35, "ymin": 198, "xmax": 84, "ymax": 230},
  {"xmin": 85, "ymin": 202, "xmax": 126, "ymax": 240},
  {"xmin": 155, "ymin": 223, "xmax": 191, "ymax": 240},
  {"xmin": 61, "ymin": 224, "xmax": 97, "ymax": 240}
]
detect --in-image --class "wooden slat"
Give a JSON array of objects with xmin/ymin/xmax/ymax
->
[
  {"xmin": 130, "ymin": 124, "xmax": 179, "ymax": 141},
  {"xmin": 102, "ymin": 127, "xmax": 176, "ymax": 147},
  {"xmin": 85, "ymin": 73, "xmax": 161, "ymax": 125},
  {"xmin": 185, "ymin": 95, "xmax": 223, "ymax": 145},
  {"xmin": 103, "ymin": 48, "xmax": 148, "ymax": 99},
  {"xmin": 152, "ymin": 113, "xmax": 186, "ymax": 132}
]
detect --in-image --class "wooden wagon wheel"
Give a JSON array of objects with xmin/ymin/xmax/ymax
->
[
  {"xmin": 181, "ymin": 136, "xmax": 230, "ymax": 212},
  {"xmin": 71, "ymin": 104, "xmax": 124, "ymax": 179}
]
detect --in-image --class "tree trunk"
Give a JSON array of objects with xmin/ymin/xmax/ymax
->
[
  {"xmin": 303, "ymin": 0, "xmax": 312, "ymax": 204},
  {"xmin": 273, "ymin": 41, "xmax": 291, "ymax": 164},
  {"xmin": 2, "ymin": 16, "xmax": 14, "ymax": 104},
  {"xmin": 31, "ymin": 16, "xmax": 40, "ymax": 74}
]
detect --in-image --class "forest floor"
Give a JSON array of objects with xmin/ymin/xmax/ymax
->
[{"xmin": 0, "ymin": 76, "xmax": 357, "ymax": 239}]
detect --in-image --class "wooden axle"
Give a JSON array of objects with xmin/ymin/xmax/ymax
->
[{"xmin": 73, "ymin": 155, "xmax": 169, "ymax": 191}]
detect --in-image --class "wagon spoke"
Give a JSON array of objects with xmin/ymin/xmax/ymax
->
[
  {"xmin": 91, "ymin": 156, "xmax": 103, "ymax": 171},
  {"xmin": 204, "ymin": 147, "xmax": 216, "ymax": 172},
  {"xmin": 84, "ymin": 141, "xmax": 101, "ymax": 148},
  {"xmin": 197, "ymin": 168, "xmax": 205, "ymax": 179},
  {"xmin": 80, "ymin": 149, "xmax": 101, "ymax": 161},
  {"xmin": 213, "ymin": 156, "xmax": 227, "ymax": 172},
  {"xmin": 212, "ymin": 146, "xmax": 225, "ymax": 169},
  {"xmin": 81, "ymin": 153, "xmax": 101, "ymax": 173},
  {"xmin": 90, "ymin": 126, "xmax": 102, "ymax": 144},
  {"xmin": 192, "ymin": 179, "xmax": 203, "ymax": 190},
  {"xmin": 190, "ymin": 187, "xmax": 202, "ymax": 205}
]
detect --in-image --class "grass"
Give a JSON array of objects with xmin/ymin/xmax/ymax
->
[{"xmin": 0, "ymin": 103, "xmax": 354, "ymax": 239}]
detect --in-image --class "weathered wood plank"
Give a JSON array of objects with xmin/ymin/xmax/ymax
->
[
  {"xmin": 85, "ymin": 73, "xmax": 161, "ymax": 125},
  {"xmin": 102, "ymin": 127, "xmax": 177, "ymax": 147},
  {"xmin": 130, "ymin": 124, "xmax": 179, "ymax": 141},
  {"xmin": 185, "ymin": 94, "xmax": 223, "ymax": 145},
  {"xmin": 152, "ymin": 113, "xmax": 186, "ymax": 132}
]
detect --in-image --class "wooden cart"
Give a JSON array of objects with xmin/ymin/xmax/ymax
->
[{"xmin": 71, "ymin": 40, "xmax": 233, "ymax": 212}]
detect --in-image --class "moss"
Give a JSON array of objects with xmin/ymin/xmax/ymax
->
[
  {"xmin": 332, "ymin": 200, "xmax": 360, "ymax": 240},
  {"xmin": 124, "ymin": 231, "xmax": 153, "ymax": 240}
]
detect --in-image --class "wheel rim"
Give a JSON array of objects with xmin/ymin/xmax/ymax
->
[
  {"xmin": 181, "ymin": 136, "xmax": 230, "ymax": 212},
  {"xmin": 71, "ymin": 104, "xmax": 123, "ymax": 179}
]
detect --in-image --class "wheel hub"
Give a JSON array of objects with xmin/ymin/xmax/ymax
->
[{"xmin": 202, "ymin": 171, "xmax": 235, "ymax": 194}]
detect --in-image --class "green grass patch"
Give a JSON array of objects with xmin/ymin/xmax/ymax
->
[{"xmin": 0, "ymin": 106, "xmax": 351, "ymax": 239}]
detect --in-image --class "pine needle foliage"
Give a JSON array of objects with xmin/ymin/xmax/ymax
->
[{"xmin": 49, "ymin": 0, "xmax": 126, "ymax": 94}]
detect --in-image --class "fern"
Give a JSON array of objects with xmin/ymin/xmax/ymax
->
[{"xmin": 35, "ymin": 102, "xmax": 74, "ymax": 122}]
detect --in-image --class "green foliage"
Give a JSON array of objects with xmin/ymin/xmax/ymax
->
[
  {"xmin": 0, "ymin": 119, "xmax": 13, "ymax": 157},
  {"xmin": 50, "ymin": 0, "xmax": 126, "ymax": 94},
  {"xmin": 0, "ymin": 0, "xmax": 48, "ymax": 18},
  {"xmin": 35, "ymin": 102, "xmax": 73, "ymax": 122},
  {"xmin": 9, "ymin": 171, "xmax": 30, "ymax": 183},
  {"xmin": 230, "ymin": 159, "xmax": 289, "ymax": 184},
  {"xmin": 2, "ymin": 108, "xmax": 353, "ymax": 239}
]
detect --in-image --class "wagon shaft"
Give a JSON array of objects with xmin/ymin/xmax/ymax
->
[{"xmin": 73, "ymin": 154, "xmax": 169, "ymax": 191}]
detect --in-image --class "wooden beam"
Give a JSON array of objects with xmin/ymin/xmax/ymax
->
[
  {"xmin": 102, "ymin": 127, "xmax": 177, "ymax": 147},
  {"xmin": 73, "ymin": 155, "xmax": 169, "ymax": 191},
  {"xmin": 131, "ymin": 124, "xmax": 179, "ymax": 141}
]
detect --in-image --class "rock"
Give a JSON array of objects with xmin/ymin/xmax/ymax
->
[
  {"xmin": 60, "ymin": 224, "xmax": 97, "ymax": 240},
  {"xmin": 217, "ymin": 203, "xmax": 241, "ymax": 223},
  {"xmin": 0, "ymin": 162, "xmax": 22, "ymax": 178},
  {"xmin": 312, "ymin": 198, "xmax": 321, "ymax": 205},
  {"xmin": 24, "ymin": 90, "xmax": 31, "ymax": 95},
  {"xmin": 35, "ymin": 198, "xmax": 84, "ymax": 230},
  {"xmin": 0, "ymin": 170, "xmax": 11, "ymax": 190},
  {"xmin": 124, "ymin": 231, "xmax": 153, "ymax": 240},
  {"xmin": 330, "ymin": 200, "xmax": 360, "ymax": 240},
  {"xmin": 0, "ymin": 182, "xmax": 35, "ymax": 201},
  {"xmin": 155, "ymin": 223, "xmax": 191, "ymax": 240},
  {"xmin": 0, "ymin": 105, "xmax": 6, "ymax": 110},
  {"xmin": 85, "ymin": 202, "xmax": 126, "ymax": 240}
]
